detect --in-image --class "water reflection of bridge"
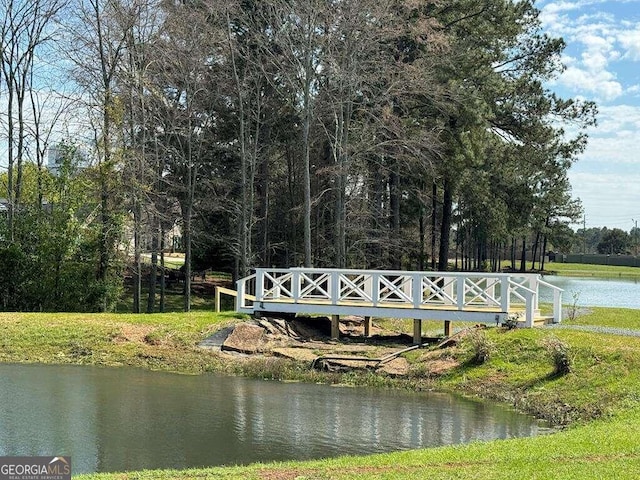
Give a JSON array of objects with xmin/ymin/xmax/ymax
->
[{"xmin": 236, "ymin": 268, "xmax": 563, "ymax": 342}]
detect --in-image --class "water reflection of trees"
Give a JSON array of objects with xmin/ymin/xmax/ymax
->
[{"xmin": 0, "ymin": 366, "xmax": 540, "ymax": 474}]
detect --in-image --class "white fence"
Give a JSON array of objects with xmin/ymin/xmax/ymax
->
[{"xmin": 236, "ymin": 268, "xmax": 563, "ymax": 327}]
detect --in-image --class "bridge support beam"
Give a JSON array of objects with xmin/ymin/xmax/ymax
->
[
  {"xmin": 413, "ymin": 319, "xmax": 422, "ymax": 345},
  {"xmin": 444, "ymin": 320, "xmax": 452, "ymax": 337},
  {"xmin": 364, "ymin": 316, "xmax": 372, "ymax": 337},
  {"xmin": 331, "ymin": 315, "xmax": 340, "ymax": 340}
]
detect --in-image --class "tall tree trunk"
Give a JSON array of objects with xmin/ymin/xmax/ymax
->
[
  {"xmin": 431, "ymin": 181, "xmax": 437, "ymax": 270},
  {"xmin": 182, "ymin": 153, "xmax": 197, "ymax": 312},
  {"xmin": 227, "ymin": 15, "xmax": 252, "ymax": 277},
  {"xmin": 302, "ymin": 59, "xmax": 313, "ymax": 267},
  {"xmin": 541, "ymin": 235, "xmax": 549, "ymax": 271},
  {"xmin": 531, "ymin": 231, "xmax": 541, "ymax": 270},
  {"xmin": 334, "ymin": 109, "xmax": 347, "ymax": 268},
  {"xmin": 160, "ymin": 227, "xmax": 166, "ymax": 313},
  {"xmin": 98, "ymin": 173, "xmax": 110, "ymax": 312},
  {"xmin": 147, "ymin": 221, "xmax": 159, "ymax": 313},
  {"xmin": 286, "ymin": 147, "xmax": 297, "ymax": 266},
  {"xmin": 419, "ymin": 208, "xmax": 425, "ymax": 271},
  {"xmin": 438, "ymin": 177, "xmax": 453, "ymax": 271},
  {"xmin": 257, "ymin": 127, "xmax": 271, "ymax": 266},
  {"xmin": 520, "ymin": 237, "xmax": 527, "ymax": 272},
  {"xmin": 15, "ymin": 92, "xmax": 26, "ymax": 212},
  {"xmin": 133, "ymin": 202, "xmax": 142, "ymax": 313},
  {"xmin": 183, "ymin": 202, "xmax": 192, "ymax": 312},
  {"xmin": 6, "ymin": 82, "xmax": 15, "ymax": 241},
  {"xmin": 389, "ymin": 167, "xmax": 401, "ymax": 269}
]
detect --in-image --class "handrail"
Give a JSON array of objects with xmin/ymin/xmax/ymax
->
[
  {"xmin": 508, "ymin": 280, "xmax": 536, "ymax": 295},
  {"xmin": 216, "ymin": 286, "xmax": 255, "ymax": 312},
  {"xmin": 537, "ymin": 278, "xmax": 563, "ymax": 291},
  {"xmin": 236, "ymin": 273, "xmax": 256, "ymax": 311},
  {"xmin": 509, "ymin": 280, "xmax": 536, "ymax": 327},
  {"xmin": 281, "ymin": 267, "xmax": 529, "ymax": 278},
  {"xmin": 236, "ymin": 268, "xmax": 559, "ymax": 327},
  {"xmin": 251, "ymin": 269, "xmax": 509, "ymax": 310},
  {"xmin": 536, "ymin": 278, "xmax": 564, "ymax": 324}
]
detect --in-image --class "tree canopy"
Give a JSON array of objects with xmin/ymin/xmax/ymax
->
[{"xmin": 0, "ymin": 0, "xmax": 596, "ymax": 312}]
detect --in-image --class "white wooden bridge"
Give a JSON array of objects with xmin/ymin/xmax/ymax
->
[{"xmin": 236, "ymin": 268, "xmax": 563, "ymax": 344}]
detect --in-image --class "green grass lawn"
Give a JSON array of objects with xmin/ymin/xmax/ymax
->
[
  {"xmin": 3, "ymin": 308, "xmax": 640, "ymax": 478},
  {"xmin": 548, "ymin": 262, "xmax": 640, "ymax": 278},
  {"xmin": 115, "ymin": 287, "xmax": 219, "ymax": 313},
  {"xmin": 499, "ymin": 259, "xmax": 640, "ymax": 278}
]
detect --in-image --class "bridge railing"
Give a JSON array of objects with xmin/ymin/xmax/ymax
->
[{"xmin": 236, "ymin": 268, "xmax": 563, "ymax": 326}]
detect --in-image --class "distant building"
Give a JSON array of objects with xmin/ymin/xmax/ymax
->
[
  {"xmin": 47, "ymin": 144, "xmax": 89, "ymax": 176},
  {"xmin": 47, "ymin": 145, "xmax": 65, "ymax": 176}
]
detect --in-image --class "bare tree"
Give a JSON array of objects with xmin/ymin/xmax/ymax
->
[
  {"xmin": 65, "ymin": 0, "xmax": 132, "ymax": 310},
  {"xmin": 0, "ymin": 0, "xmax": 65, "ymax": 238},
  {"xmin": 112, "ymin": 0, "xmax": 162, "ymax": 312},
  {"xmin": 264, "ymin": 0, "xmax": 329, "ymax": 268},
  {"xmin": 144, "ymin": 0, "xmax": 226, "ymax": 311},
  {"xmin": 225, "ymin": 4, "xmax": 260, "ymax": 278}
]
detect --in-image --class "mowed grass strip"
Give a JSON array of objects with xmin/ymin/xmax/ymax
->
[
  {"xmin": 0, "ymin": 311, "xmax": 240, "ymax": 372},
  {"xmin": 549, "ymin": 262, "xmax": 640, "ymax": 278},
  {"xmin": 3, "ymin": 309, "xmax": 640, "ymax": 478},
  {"xmin": 563, "ymin": 306, "xmax": 640, "ymax": 330}
]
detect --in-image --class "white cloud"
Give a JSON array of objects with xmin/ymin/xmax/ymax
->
[
  {"xmin": 569, "ymin": 170, "xmax": 640, "ymax": 227},
  {"xmin": 570, "ymin": 105, "xmax": 640, "ymax": 172},
  {"xmin": 539, "ymin": 1, "xmax": 640, "ymax": 226},
  {"xmin": 559, "ymin": 66, "xmax": 622, "ymax": 100},
  {"xmin": 538, "ymin": 3, "xmax": 640, "ymax": 102},
  {"xmin": 627, "ymin": 85, "xmax": 640, "ymax": 95},
  {"xmin": 618, "ymin": 27, "xmax": 640, "ymax": 60},
  {"xmin": 592, "ymin": 104, "xmax": 640, "ymax": 135}
]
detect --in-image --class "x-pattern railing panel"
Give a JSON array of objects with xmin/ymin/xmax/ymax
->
[
  {"xmin": 421, "ymin": 276, "xmax": 456, "ymax": 305},
  {"xmin": 378, "ymin": 274, "xmax": 413, "ymax": 303},
  {"xmin": 339, "ymin": 274, "xmax": 373, "ymax": 302},
  {"xmin": 299, "ymin": 272, "xmax": 331, "ymax": 300},
  {"xmin": 464, "ymin": 277, "xmax": 501, "ymax": 307},
  {"xmin": 262, "ymin": 271, "xmax": 293, "ymax": 299}
]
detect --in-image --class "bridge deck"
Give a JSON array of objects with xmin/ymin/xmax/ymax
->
[{"xmin": 236, "ymin": 268, "xmax": 563, "ymax": 341}]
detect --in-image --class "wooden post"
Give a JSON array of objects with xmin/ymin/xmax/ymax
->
[
  {"xmin": 331, "ymin": 315, "xmax": 340, "ymax": 340},
  {"xmin": 364, "ymin": 316, "xmax": 372, "ymax": 337},
  {"xmin": 444, "ymin": 320, "xmax": 452, "ymax": 337},
  {"xmin": 413, "ymin": 319, "xmax": 422, "ymax": 345},
  {"xmin": 215, "ymin": 287, "xmax": 221, "ymax": 313}
]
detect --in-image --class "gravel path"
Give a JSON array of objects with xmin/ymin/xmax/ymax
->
[{"xmin": 544, "ymin": 323, "xmax": 640, "ymax": 337}]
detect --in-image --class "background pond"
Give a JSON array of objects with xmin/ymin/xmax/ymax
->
[
  {"xmin": 0, "ymin": 364, "xmax": 548, "ymax": 474},
  {"xmin": 540, "ymin": 275, "xmax": 640, "ymax": 309}
]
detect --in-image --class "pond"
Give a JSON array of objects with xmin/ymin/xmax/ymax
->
[
  {"xmin": 0, "ymin": 364, "xmax": 548, "ymax": 474},
  {"xmin": 540, "ymin": 275, "xmax": 640, "ymax": 309}
]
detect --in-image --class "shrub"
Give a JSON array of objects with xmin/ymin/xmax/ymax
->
[
  {"xmin": 566, "ymin": 291, "xmax": 581, "ymax": 322},
  {"xmin": 502, "ymin": 313, "xmax": 522, "ymax": 330},
  {"xmin": 465, "ymin": 329, "xmax": 494, "ymax": 365},
  {"xmin": 542, "ymin": 336, "xmax": 572, "ymax": 375}
]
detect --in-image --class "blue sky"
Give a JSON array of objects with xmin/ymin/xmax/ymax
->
[{"xmin": 539, "ymin": 0, "xmax": 640, "ymax": 230}]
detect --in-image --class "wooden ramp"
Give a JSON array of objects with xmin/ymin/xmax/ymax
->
[{"xmin": 236, "ymin": 268, "xmax": 563, "ymax": 344}]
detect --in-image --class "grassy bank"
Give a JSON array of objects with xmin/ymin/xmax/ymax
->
[
  {"xmin": 548, "ymin": 262, "xmax": 640, "ymax": 278},
  {"xmin": 2, "ymin": 309, "xmax": 640, "ymax": 478}
]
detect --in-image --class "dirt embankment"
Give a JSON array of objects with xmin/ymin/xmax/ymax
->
[{"xmin": 200, "ymin": 316, "xmax": 471, "ymax": 377}]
